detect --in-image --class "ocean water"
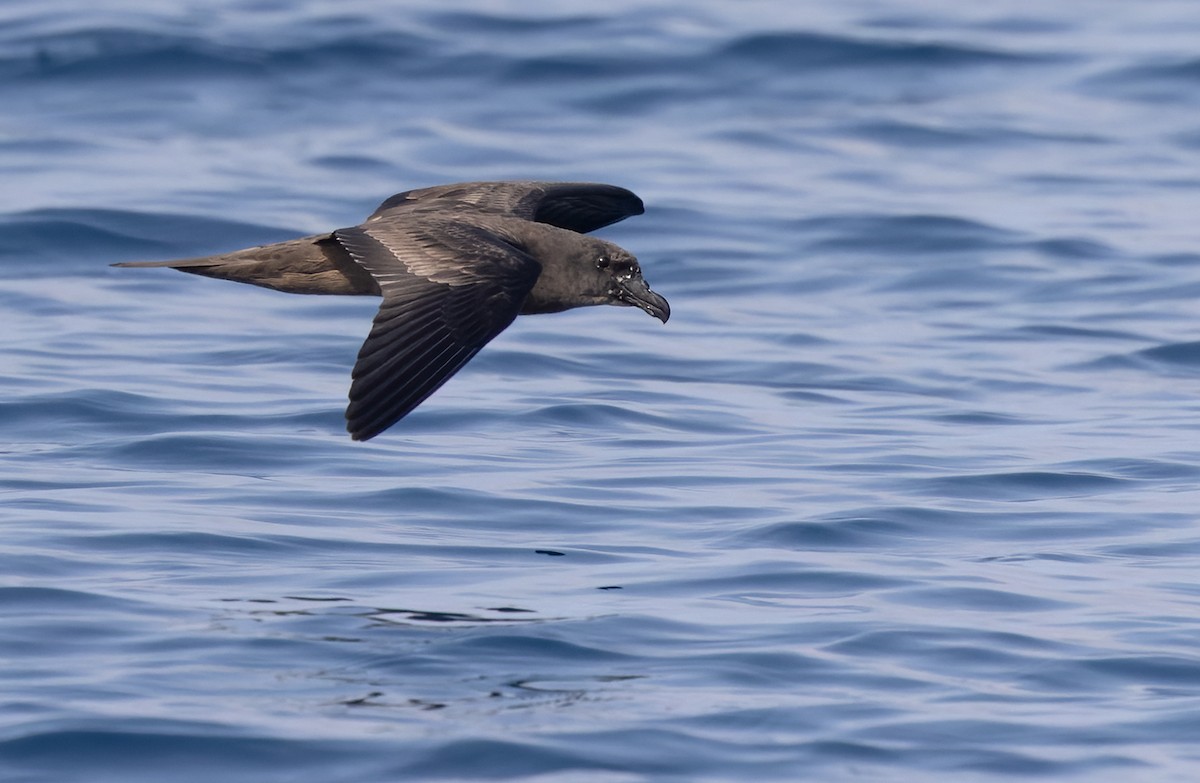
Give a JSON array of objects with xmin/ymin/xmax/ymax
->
[{"xmin": 3, "ymin": 1, "xmax": 1200, "ymax": 781}]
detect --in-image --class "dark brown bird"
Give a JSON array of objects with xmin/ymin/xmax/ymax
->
[{"xmin": 114, "ymin": 181, "xmax": 670, "ymax": 441}]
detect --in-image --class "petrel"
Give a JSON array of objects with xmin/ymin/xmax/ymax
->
[{"xmin": 114, "ymin": 181, "xmax": 670, "ymax": 441}]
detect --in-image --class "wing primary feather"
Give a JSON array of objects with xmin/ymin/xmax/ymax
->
[{"xmin": 348, "ymin": 345, "xmax": 479, "ymax": 439}]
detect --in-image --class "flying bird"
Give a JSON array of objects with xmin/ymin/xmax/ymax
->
[{"xmin": 114, "ymin": 181, "xmax": 670, "ymax": 440}]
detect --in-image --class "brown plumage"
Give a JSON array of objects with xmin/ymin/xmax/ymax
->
[{"xmin": 114, "ymin": 181, "xmax": 669, "ymax": 441}]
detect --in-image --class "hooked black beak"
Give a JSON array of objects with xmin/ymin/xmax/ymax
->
[{"xmin": 617, "ymin": 278, "xmax": 670, "ymax": 323}]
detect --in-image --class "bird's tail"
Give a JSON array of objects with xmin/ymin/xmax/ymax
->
[{"xmin": 111, "ymin": 256, "xmax": 225, "ymax": 269}]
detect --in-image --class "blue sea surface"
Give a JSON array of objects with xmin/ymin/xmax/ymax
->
[{"xmin": 3, "ymin": 1, "xmax": 1200, "ymax": 781}]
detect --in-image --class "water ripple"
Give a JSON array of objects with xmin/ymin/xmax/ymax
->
[{"xmin": 4, "ymin": 2, "xmax": 1200, "ymax": 782}]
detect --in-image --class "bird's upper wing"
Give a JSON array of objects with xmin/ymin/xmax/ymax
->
[
  {"xmin": 334, "ymin": 219, "xmax": 542, "ymax": 440},
  {"xmin": 366, "ymin": 181, "xmax": 644, "ymax": 234}
]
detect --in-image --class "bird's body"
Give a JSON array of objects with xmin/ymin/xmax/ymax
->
[{"xmin": 114, "ymin": 181, "xmax": 669, "ymax": 441}]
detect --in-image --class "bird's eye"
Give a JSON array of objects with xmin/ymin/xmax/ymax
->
[{"xmin": 597, "ymin": 255, "xmax": 611, "ymax": 269}]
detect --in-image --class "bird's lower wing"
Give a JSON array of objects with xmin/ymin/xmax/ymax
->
[{"xmin": 334, "ymin": 223, "xmax": 541, "ymax": 440}]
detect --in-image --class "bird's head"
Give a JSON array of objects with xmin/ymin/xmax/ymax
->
[
  {"xmin": 517, "ymin": 230, "xmax": 670, "ymax": 322},
  {"xmin": 585, "ymin": 240, "xmax": 670, "ymax": 323}
]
